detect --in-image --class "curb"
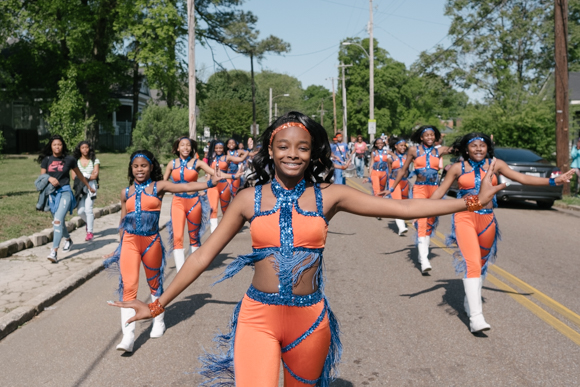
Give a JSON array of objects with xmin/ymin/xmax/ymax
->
[
  {"xmin": 0, "ymin": 202, "xmax": 122, "ymax": 259},
  {"xmin": 0, "ymin": 260, "xmax": 104, "ymax": 341},
  {"xmin": 554, "ymin": 202, "xmax": 580, "ymax": 212}
]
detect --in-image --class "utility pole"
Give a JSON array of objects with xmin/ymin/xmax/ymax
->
[
  {"xmin": 269, "ymin": 88, "xmax": 273, "ymax": 125},
  {"xmin": 326, "ymin": 77, "xmax": 338, "ymax": 134},
  {"xmin": 555, "ymin": 0, "xmax": 570, "ymax": 194},
  {"xmin": 338, "ymin": 63, "xmax": 353, "ymax": 142},
  {"xmin": 317, "ymin": 99, "xmax": 327, "ymax": 127},
  {"xmin": 187, "ymin": 0, "xmax": 196, "ymax": 139},
  {"xmin": 368, "ymin": 0, "xmax": 376, "ymax": 144}
]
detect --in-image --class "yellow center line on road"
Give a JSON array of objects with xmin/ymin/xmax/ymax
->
[{"xmin": 345, "ymin": 178, "xmax": 580, "ymax": 345}]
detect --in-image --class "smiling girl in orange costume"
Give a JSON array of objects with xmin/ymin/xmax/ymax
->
[
  {"xmin": 432, "ymin": 133, "xmax": 574, "ymax": 333},
  {"xmin": 387, "ymin": 136, "xmax": 410, "ymax": 235},
  {"xmin": 163, "ymin": 137, "xmax": 216, "ymax": 272},
  {"xmin": 369, "ymin": 137, "xmax": 389, "ymax": 196},
  {"xmin": 104, "ymin": 150, "xmax": 223, "ymax": 353},
  {"xmin": 390, "ymin": 125, "xmax": 454, "ymax": 273},
  {"xmin": 226, "ymin": 138, "xmax": 249, "ymax": 197},
  {"xmin": 206, "ymin": 140, "xmax": 246, "ymax": 233},
  {"xmin": 111, "ymin": 112, "xmax": 505, "ymax": 386}
]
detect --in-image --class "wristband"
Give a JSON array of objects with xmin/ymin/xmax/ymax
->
[
  {"xmin": 231, "ymin": 174, "xmax": 236, "ymax": 180},
  {"xmin": 207, "ymin": 179, "xmax": 215, "ymax": 188},
  {"xmin": 148, "ymin": 298, "xmax": 165, "ymax": 318},
  {"xmin": 464, "ymin": 194, "xmax": 483, "ymax": 212},
  {"xmin": 549, "ymin": 177, "xmax": 556, "ymax": 186}
]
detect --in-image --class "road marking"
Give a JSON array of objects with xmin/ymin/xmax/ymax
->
[{"xmin": 345, "ymin": 177, "xmax": 580, "ymax": 344}]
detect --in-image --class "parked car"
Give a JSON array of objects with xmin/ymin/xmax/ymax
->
[{"xmin": 442, "ymin": 147, "xmax": 562, "ymax": 209}]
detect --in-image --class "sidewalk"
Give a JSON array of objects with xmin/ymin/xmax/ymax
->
[{"xmin": 0, "ymin": 195, "xmax": 172, "ymax": 339}]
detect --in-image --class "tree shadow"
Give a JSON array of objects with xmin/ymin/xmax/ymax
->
[
  {"xmin": 132, "ymin": 293, "xmax": 239, "ymax": 352},
  {"xmin": 330, "ymin": 378, "xmax": 355, "ymax": 386},
  {"xmin": 1, "ymin": 190, "xmax": 36, "ymax": 197}
]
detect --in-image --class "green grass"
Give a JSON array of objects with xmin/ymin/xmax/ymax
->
[
  {"xmin": 556, "ymin": 195, "xmax": 580, "ymax": 207},
  {"xmin": 0, "ymin": 153, "xmax": 130, "ymax": 242}
]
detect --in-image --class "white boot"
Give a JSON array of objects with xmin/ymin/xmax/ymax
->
[
  {"xmin": 210, "ymin": 218, "xmax": 218, "ymax": 233},
  {"xmin": 395, "ymin": 219, "xmax": 408, "ymax": 236},
  {"xmin": 189, "ymin": 245, "xmax": 198, "ymax": 255},
  {"xmin": 464, "ymin": 295, "xmax": 470, "ymax": 316},
  {"xmin": 173, "ymin": 248, "xmax": 185, "ymax": 272},
  {"xmin": 463, "ymin": 277, "xmax": 491, "ymax": 333},
  {"xmin": 116, "ymin": 308, "xmax": 136, "ymax": 352},
  {"xmin": 417, "ymin": 236, "xmax": 432, "ymax": 273},
  {"xmin": 149, "ymin": 295, "xmax": 166, "ymax": 338}
]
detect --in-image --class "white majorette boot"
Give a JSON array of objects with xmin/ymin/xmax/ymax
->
[
  {"xmin": 417, "ymin": 236, "xmax": 432, "ymax": 273},
  {"xmin": 189, "ymin": 245, "xmax": 198, "ymax": 256},
  {"xmin": 463, "ymin": 277, "xmax": 491, "ymax": 333},
  {"xmin": 395, "ymin": 219, "xmax": 408, "ymax": 236},
  {"xmin": 210, "ymin": 218, "xmax": 218, "ymax": 233},
  {"xmin": 116, "ymin": 308, "xmax": 136, "ymax": 352},
  {"xmin": 173, "ymin": 248, "xmax": 185, "ymax": 273},
  {"xmin": 149, "ymin": 295, "xmax": 166, "ymax": 338}
]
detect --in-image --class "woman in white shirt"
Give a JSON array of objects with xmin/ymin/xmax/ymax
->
[{"xmin": 72, "ymin": 141, "xmax": 100, "ymax": 241}]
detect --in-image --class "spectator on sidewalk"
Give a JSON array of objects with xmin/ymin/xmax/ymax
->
[
  {"xmin": 37, "ymin": 135, "xmax": 95, "ymax": 263},
  {"xmin": 330, "ymin": 133, "xmax": 349, "ymax": 184},
  {"xmin": 352, "ymin": 135, "xmax": 367, "ymax": 178},
  {"xmin": 71, "ymin": 141, "xmax": 99, "ymax": 242}
]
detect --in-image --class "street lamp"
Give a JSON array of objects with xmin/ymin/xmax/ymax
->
[
  {"xmin": 343, "ymin": 41, "xmax": 375, "ymax": 143},
  {"xmin": 269, "ymin": 88, "xmax": 290, "ymax": 124}
]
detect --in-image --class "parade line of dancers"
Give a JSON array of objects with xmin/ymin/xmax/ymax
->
[{"xmin": 37, "ymin": 112, "xmax": 574, "ymax": 386}]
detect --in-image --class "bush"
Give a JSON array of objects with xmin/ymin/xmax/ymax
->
[{"xmin": 129, "ymin": 104, "xmax": 189, "ymax": 160}]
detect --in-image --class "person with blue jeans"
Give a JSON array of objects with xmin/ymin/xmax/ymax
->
[
  {"xmin": 331, "ymin": 133, "xmax": 349, "ymax": 184},
  {"xmin": 352, "ymin": 135, "xmax": 367, "ymax": 178},
  {"xmin": 38, "ymin": 135, "xmax": 95, "ymax": 263}
]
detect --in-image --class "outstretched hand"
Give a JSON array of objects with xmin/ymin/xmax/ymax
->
[
  {"xmin": 478, "ymin": 158, "xmax": 506, "ymax": 206},
  {"xmin": 555, "ymin": 169, "xmax": 575, "ymax": 185},
  {"xmin": 210, "ymin": 163, "xmax": 222, "ymax": 186},
  {"xmin": 235, "ymin": 165, "xmax": 245, "ymax": 179},
  {"xmin": 108, "ymin": 299, "xmax": 152, "ymax": 323}
]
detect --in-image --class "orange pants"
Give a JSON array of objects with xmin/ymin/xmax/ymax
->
[
  {"xmin": 454, "ymin": 212, "xmax": 497, "ymax": 278},
  {"xmin": 207, "ymin": 180, "xmax": 232, "ymax": 219},
  {"xmin": 413, "ymin": 184, "xmax": 438, "ymax": 237},
  {"xmin": 230, "ymin": 178, "xmax": 241, "ymax": 197},
  {"xmin": 389, "ymin": 178, "xmax": 409, "ymax": 200},
  {"xmin": 370, "ymin": 170, "xmax": 387, "ymax": 196},
  {"xmin": 119, "ymin": 232, "xmax": 162, "ymax": 301},
  {"xmin": 234, "ymin": 295, "xmax": 331, "ymax": 386},
  {"xmin": 171, "ymin": 195, "xmax": 203, "ymax": 249}
]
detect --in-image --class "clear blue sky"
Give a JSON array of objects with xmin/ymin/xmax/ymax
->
[{"xmin": 195, "ymin": 0, "xmax": 453, "ymax": 93}]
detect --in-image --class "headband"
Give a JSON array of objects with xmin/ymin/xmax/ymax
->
[
  {"xmin": 269, "ymin": 122, "xmax": 309, "ymax": 144},
  {"xmin": 215, "ymin": 141, "xmax": 224, "ymax": 146},
  {"xmin": 131, "ymin": 153, "xmax": 153, "ymax": 165},
  {"xmin": 421, "ymin": 127, "xmax": 435, "ymax": 134},
  {"xmin": 467, "ymin": 137, "xmax": 485, "ymax": 144},
  {"xmin": 395, "ymin": 139, "xmax": 406, "ymax": 146}
]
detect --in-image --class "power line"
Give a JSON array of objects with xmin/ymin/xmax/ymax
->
[
  {"xmin": 297, "ymin": 49, "xmax": 340, "ymax": 77},
  {"xmin": 375, "ymin": 26, "xmax": 420, "ymax": 52},
  {"xmin": 285, "ymin": 44, "xmax": 337, "ymax": 57},
  {"xmin": 318, "ymin": 0, "xmax": 448, "ymax": 26},
  {"xmin": 416, "ymin": 0, "xmax": 508, "ymax": 73}
]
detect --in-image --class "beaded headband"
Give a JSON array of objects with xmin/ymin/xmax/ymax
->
[
  {"xmin": 131, "ymin": 153, "xmax": 152, "ymax": 164},
  {"xmin": 421, "ymin": 127, "xmax": 435, "ymax": 134},
  {"xmin": 269, "ymin": 122, "xmax": 309, "ymax": 144},
  {"xmin": 467, "ymin": 137, "xmax": 486, "ymax": 144}
]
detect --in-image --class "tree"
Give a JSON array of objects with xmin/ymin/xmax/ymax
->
[
  {"xmin": 129, "ymin": 104, "xmax": 189, "ymax": 160},
  {"xmin": 222, "ymin": 14, "xmax": 290, "ymax": 134},
  {"xmin": 302, "ymin": 85, "xmax": 333, "ymax": 137}
]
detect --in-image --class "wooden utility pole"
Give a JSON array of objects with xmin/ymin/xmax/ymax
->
[
  {"xmin": 187, "ymin": 0, "xmax": 196, "ymax": 139},
  {"xmin": 327, "ymin": 77, "xmax": 338, "ymax": 134},
  {"xmin": 368, "ymin": 0, "xmax": 375, "ymax": 144},
  {"xmin": 555, "ymin": 0, "xmax": 570, "ymax": 194},
  {"xmin": 317, "ymin": 99, "xmax": 327, "ymax": 127}
]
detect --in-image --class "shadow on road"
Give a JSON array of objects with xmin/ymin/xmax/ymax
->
[
  {"xmin": 404, "ymin": 243, "xmax": 442, "ymax": 276},
  {"xmin": 330, "ymin": 378, "xmax": 355, "ymax": 386}
]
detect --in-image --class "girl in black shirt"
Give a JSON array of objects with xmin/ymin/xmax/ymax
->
[{"xmin": 38, "ymin": 135, "xmax": 94, "ymax": 262}]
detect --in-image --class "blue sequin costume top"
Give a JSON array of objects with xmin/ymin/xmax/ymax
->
[
  {"xmin": 412, "ymin": 145, "xmax": 440, "ymax": 185},
  {"xmin": 199, "ymin": 178, "xmax": 342, "ymax": 387},
  {"xmin": 372, "ymin": 149, "xmax": 389, "ymax": 171}
]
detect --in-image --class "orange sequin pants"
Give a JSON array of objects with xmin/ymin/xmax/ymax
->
[
  {"xmin": 454, "ymin": 212, "xmax": 497, "ymax": 278},
  {"xmin": 171, "ymin": 195, "xmax": 203, "ymax": 249},
  {"xmin": 389, "ymin": 178, "xmax": 410, "ymax": 200},
  {"xmin": 234, "ymin": 295, "xmax": 331, "ymax": 386},
  {"xmin": 119, "ymin": 232, "xmax": 162, "ymax": 301},
  {"xmin": 207, "ymin": 180, "xmax": 232, "ymax": 219},
  {"xmin": 370, "ymin": 170, "xmax": 387, "ymax": 196},
  {"xmin": 413, "ymin": 184, "xmax": 438, "ymax": 237}
]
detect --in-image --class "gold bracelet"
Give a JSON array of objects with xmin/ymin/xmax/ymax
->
[
  {"xmin": 148, "ymin": 299, "xmax": 165, "ymax": 318},
  {"xmin": 463, "ymin": 194, "xmax": 483, "ymax": 212}
]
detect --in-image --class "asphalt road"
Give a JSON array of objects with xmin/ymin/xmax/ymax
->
[{"xmin": 1, "ymin": 180, "xmax": 580, "ymax": 386}]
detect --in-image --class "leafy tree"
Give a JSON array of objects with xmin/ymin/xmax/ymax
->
[
  {"xmin": 302, "ymin": 85, "xmax": 333, "ymax": 137},
  {"xmin": 129, "ymin": 104, "xmax": 189, "ymax": 160}
]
